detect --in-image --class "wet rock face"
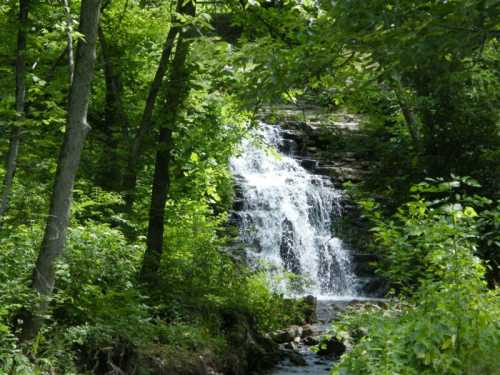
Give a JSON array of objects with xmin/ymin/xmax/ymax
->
[
  {"xmin": 275, "ymin": 119, "xmax": 388, "ymax": 297},
  {"xmin": 229, "ymin": 124, "xmax": 357, "ymax": 296},
  {"xmin": 278, "ymin": 120, "xmax": 368, "ymax": 187},
  {"xmin": 303, "ymin": 336, "xmax": 320, "ymax": 346},
  {"xmin": 280, "ymin": 219, "xmax": 301, "ymax": 274},
  {"xmin": 287, "ymin": 350, "xmax": 307, "ymax": 366},
  {"xmin": 272, "ymin": 330, "xmax": 295, "ymax": 344},
  {"xmin": 230, "ymin": 118, "xmax": 385, "ymax": 296}
]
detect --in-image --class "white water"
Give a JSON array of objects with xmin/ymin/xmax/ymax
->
[{"xmin": 230, "ymin": 123, "xmax": 357, "ymax": 297}]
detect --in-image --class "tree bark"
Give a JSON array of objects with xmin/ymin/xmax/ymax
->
[
  {"xmin": 20, "ymin": 0, "xmax": 102, "ymax": 341},
  {"xmin": 0, "ymin": 0, "xmax": 29, "ymax": 222},
  {"xmin": 397, "ymin": 97, "xmax": 420, "ymax": 149},
  {"xmin": 139, "ymin": 0, "xmax": 195, "ymax": 285},
  {"xmin": 122, "ymin": 0, "xmax": 183, "ymax": 209},
  {"xmin": 393, "ymin": 81, "xmax": 420, "ymax": 151},
  {"xmin": 44, "ymin": 46, "xmax": 68, "ymax": 83}
]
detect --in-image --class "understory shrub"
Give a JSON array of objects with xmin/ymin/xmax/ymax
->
[
  {"xmin": 0, "ymin": 197, "xmax": 296, "ymax": 373},
  {"xmin": 333, "ymin": 179, "xmax": 500, "ymax": 374}
]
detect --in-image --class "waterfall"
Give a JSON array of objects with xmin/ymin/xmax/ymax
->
[{"xmin": 230, "ymin": 123, "xmax": 357, "ymax": 297}]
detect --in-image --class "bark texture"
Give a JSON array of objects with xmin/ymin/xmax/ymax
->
[
  {"xmin": 139, "ymin": 0, "xmax": 196, "ymax": 284},
  {"xmin": 394, "ymin": 81, "xmax": 420, "ymax": 151},
  {"xmin": 398, "ymin": 97, "xmax": 420, "ymax": 149},
  {"xmin": 20, "ymin": 0, "xmax": 102, "ymax": 341},
  {"xmin": 123, "ymin": 0, "xmax": 183, "ymax": 209},
  {"xmin": 0, "ymin": 0, "xmax": 29, "ymax": 221}
]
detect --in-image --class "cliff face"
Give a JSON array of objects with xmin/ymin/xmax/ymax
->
[{"xmin": 279, "ymin": 120, "xmax": 368, "ymax": 186}]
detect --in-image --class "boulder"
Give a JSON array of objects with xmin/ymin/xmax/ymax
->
[
  {"xmin": 317, "ymin": 336, "xmax": 346, "ymax": 359},
  {"xmin": 301, "ymin": 324, "xmax": 315, "ymax": 338},
  {"xmin": 272, "ymin": 325, "xmax": 304, "ymax": 344},
  {"xmin": 284, "ymin": 341, "xmax": 298, "ymax": 351},
  {"xmin": 271, "ymin": 330, "xmax": 292, "ymax": 344},
  {"xmin": 287, "ymin": 325, "xmax": 303, "ymax": 339},
  {"xmin": 287, "ymin": 351, "xmax": 307, "ymax": 366},
  {"xmin": 303, "ymin": 336, "xmax": 320, "ymax": 346}
]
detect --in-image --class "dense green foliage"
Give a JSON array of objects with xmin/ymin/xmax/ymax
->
[
  {"xmin": 0, "ymin": 216, "xmax": 302, "ymax": 373},
  {"xmin": 332, "ymin": 0, "xmax": 500, "ymax": 200},
  {"xmin": 0, "ymin": 0, "xmax": 498, "ymax": 373},
  {"xmin": 0, "ymin": 1, "xmax": 310, "ymax": 373},
  {"xmin": 333, "ymin": 180, "xmax": 500, "ymax": 374}
]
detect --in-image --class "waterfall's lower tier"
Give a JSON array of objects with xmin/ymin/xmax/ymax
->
[{"xmin": 230, "ymin": 123, "xmax": 359, "ymax": 297}]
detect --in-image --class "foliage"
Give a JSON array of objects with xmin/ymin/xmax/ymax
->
[
  {"xmin": 333, "ymin": 181, "xmax": 500, "ymax": 374},
  {"xmin": 356, "ymin": 177, "xmax": 498, "ymax": 290},
  {"xmin": 333, "ymin": 290, "xmax": 499, "ymax": 375},
  {"xmin": 0, "ymin": 209, "xmax": 295, "ymax": 372},
  {"xmin": 329, "ymin": 0, "xmax": 500, "ymax": 196},
  {"xmin": 0, "ymin": 0, "xmax": 499, "ymax": 373}
]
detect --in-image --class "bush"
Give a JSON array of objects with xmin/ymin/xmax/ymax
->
[
  {"xmin": 333, "ymin": 180, "xmax": 500, "ymax": 374},
  {"xmin": 333, "ymin": 289, "xmax": 499, "ymax": 375}
]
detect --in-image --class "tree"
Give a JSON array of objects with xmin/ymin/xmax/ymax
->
[
  {"xmin": 122, "ymin": 0, "xmax": 184, "ymax": 209},
  {"xmin": 328, "ymin": 0, "xmax": 500, "ymax": 183},
  {"xmin": 96, "ymin": 24, "xmax": 129, "ymax": 191},
  {"xmin": 20, "ymin": 0, "xmax": 103, "ymax": 341},
  {"xmin": 140, "ymin": 0, "xmax": 196, "ymax": 285},
  {"xmin": 0, "ymin": 0, "xmax": 28, "ymax": 222}
]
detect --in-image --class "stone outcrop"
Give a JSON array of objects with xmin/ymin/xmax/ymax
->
[
  {"xmin": 219, "ymin": 309, "xmax": 281, "ymax": 374},
  {"xmin": 278, "ymin": 118, "xmax": 369, "ymax": 187}
]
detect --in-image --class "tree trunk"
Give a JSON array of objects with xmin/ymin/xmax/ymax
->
[
  {"xmin": 139, "ymin": 0, "xmax": 195, "ymax": 285},
  {"xmin": 20, "ymin": 0, "xmax": 102, "ymax": 341},
  {"xmin": 97, "ymin": 25, "xmax": 129, "ymax": 191},
  {"xmin": 45, "ymin": 46, "xmax": 68, "ymax": 83},
  {"xmin": 0, "ymin": 0, "xmax": 29, "ymax": 222},
  {"xmin": 397, "ymin": 97, "xmax": 420, "ymax": 149},
  {"xmin": 122, "ymin": 0, "xmax": 183, "ymax": 210},
  {"xmin": 393, "ymin": 81, "xmax": 420, "ymax": 151}
]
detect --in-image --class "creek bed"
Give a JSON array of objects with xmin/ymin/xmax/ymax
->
[{"xmin": 270, "ymin": 297, "xmax": 387, "ymax": 375}]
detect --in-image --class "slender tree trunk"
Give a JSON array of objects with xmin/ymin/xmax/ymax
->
[
  {"xmin": 45, "ymin": 47, "xmax": 68, "ymax": 83},
  {"xmin": 393, "ymin": 81, "xmax": 420, "ymax": 151},
  {"xmin": 122, "ymin": 0, "xmax": 183, "ymax": 209},
  {"xmin": 97, "ymin": 25, "xmax": 129, "ymax": 191},
  {"xmin": 397, "ymin": 97, "xmax": 420, "ymax": 148},
  {"xmin": 139, "ymin": 0, "xmax": 195, "ymax": 285},
  {"xmin": 20, "ymin": 0, "xmax": 102, "ymax": 341},
  {"xmin": 0, "ymin": 0, "xmax": 29, "ymax": 221},
  {"xmin": 61, "ymin": 0, "xmax": 75, "ymax": 83}
]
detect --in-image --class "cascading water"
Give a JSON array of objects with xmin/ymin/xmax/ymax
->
[{"xmin": 230, "ymin": 123, "xmax": 357, "ymax": 297}]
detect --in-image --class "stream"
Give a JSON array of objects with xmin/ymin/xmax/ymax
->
[
  {"xmin": 271, "ymin": 298, "xmax": 346, "ymax": 375},
  {"xmin": 230, "ymin": 122, "xmax": 368, "ymax": 374}
]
